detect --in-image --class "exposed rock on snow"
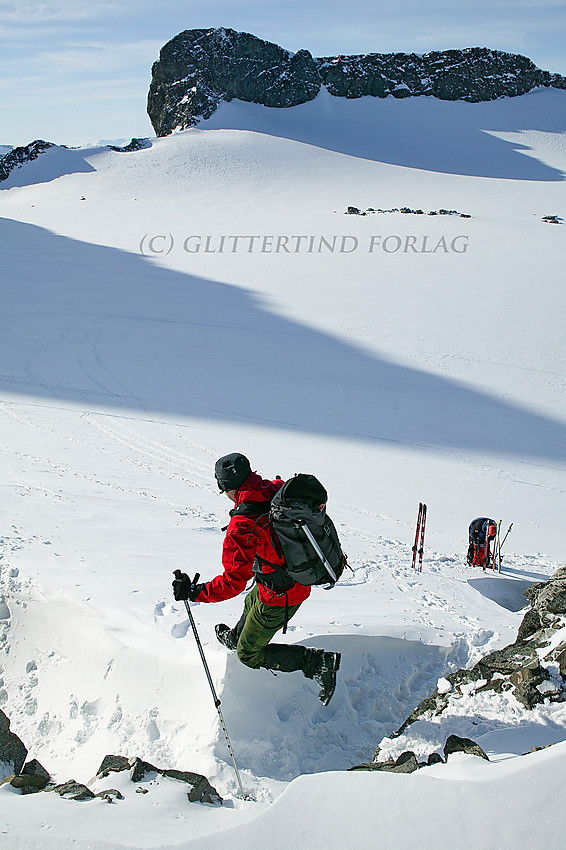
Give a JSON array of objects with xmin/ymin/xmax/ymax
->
[
  {"xmin": 46, "ymin": 780, "xmax": 96, "ymax": 801},
  {"xmin": 344, "ymin": 206, "xmax": 471, "ymax": 217},
  {"xmin": 350, "ymin": 750, "xmax": 420, "ymax": 773},
  {"xmin": 0, "ymin": 708, "xmax": 27, "ymax": 778},
  {"xmin": 0, "ymin": 140, "xmax": 54, "ymax": 183},
  {"xmin": 371, "ymin": 567, "xmax": 566, "ymax": 764},
  {"xmin": 95, "ymin": 754, "xmax": 223, "ymax": 805},
  {"xmin": 108, "ymin": 138, "xmax": 151, "ymax": 153},
  {"xmin": 443, "ymin": 734, "xmax": 489, "ymax": 761},
  {"xmin": 147, "ymin": 27, "xmax": 566, "ymax": 135}
]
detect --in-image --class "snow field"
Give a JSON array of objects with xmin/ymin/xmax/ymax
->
[{"xmin": 0, "ymin": 88, "xmax": 565, "ymax": 847}]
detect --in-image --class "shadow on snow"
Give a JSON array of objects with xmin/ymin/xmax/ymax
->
[{"xmin": 2, "ymin": 217, "xmax": 566, "ymax": 462}]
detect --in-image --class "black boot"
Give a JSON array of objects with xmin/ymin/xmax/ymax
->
[
  {"xmin": 215, "ymin": 623, "xmax": 238, "ymax": 650},
  {"xmin": 303, "ymin": 648, "xmax": 341, "ymax": 706},
  {"xmin": 262, "ymin": 643, "xmax": 307, "ymax": 672},
  {"xmin": 263, "ymin": 645, "xmax": 341, "ymax": 706}
]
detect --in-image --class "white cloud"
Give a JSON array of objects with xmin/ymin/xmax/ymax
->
[{"xmin": 0, "ymin": 1, "xmax": 115, "ymax": 22}]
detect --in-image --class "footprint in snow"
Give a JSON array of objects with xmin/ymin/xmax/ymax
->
[{"xmin": 171, "ymin": 621, "xmax": 190, "ymax": 639}]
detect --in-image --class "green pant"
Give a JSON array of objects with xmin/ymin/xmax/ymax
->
[{"xmin": 236, "ymin": 585, "xmax": 302, "ymax": 669}]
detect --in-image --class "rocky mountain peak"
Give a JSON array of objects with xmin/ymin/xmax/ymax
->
[{"xmin": 147, "ymin": 28, "xmax": 566, "ymax": 136}]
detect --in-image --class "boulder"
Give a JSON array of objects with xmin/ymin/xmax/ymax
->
[
  {"xmin": 129, "ymin": 757, "xmax": 159, "ymax": 783},
  {"xmin": 517, "ymin": 608, "xmax": 542, "ymax": 641},
  {"xmin": 443, "ymin": 735, "xmax": 489, "ymax": 761},
  {"xmin": 350, "ymin": 751, "xmax": 420, "ymax": 773},
  {"xmin": 162, "ymin": 769, "xmax": 223, "ymax": 804},
  {"xmin": 10, "ymin": 774, "xmax": 49, "ymax": 793},
  {"xmin": 47, "ymin": 780, "xmax": 96, "ymax": 801},
  {"xmin": 0, "ymin": 709, "xmax": 28, "ymax": 778},
  {"xmin": 22, "ymin": 759, "xmax": 50, "ymax": 783},
  {"xmin": 95, "ymin": 754, "xmax": 130, "ymax": 780},
  {"xmin": 95, "ymin": 788, "xmax": 125, "ymax": 802}
]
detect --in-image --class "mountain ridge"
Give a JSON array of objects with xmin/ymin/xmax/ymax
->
[{"xmin": 147, "ymin": 27, "xmax": 566, "ymax": 136}]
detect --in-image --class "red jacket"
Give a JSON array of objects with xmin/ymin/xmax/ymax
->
[{"xmin": 197, "ymin": 472, "xmax": 311, "ymax": 607}]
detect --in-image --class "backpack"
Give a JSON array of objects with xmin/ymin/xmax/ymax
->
[
  {"xmin": 232, "ymin": 473, "xmax": 347, "ymax": 593},
  {"xmin": 467, "ymin": 517, "xmax": 497, "ymax": 567}
]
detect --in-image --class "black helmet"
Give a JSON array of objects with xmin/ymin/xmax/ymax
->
[{"xmin": 214, "ymin": 453, "xmax": 251, "ymax": 492}]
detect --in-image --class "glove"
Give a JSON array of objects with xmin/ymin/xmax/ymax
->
[{"xmin": 172, "ymin": 570, "xmax": 206, "ymax": 602}]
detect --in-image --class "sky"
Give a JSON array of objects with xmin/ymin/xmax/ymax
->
[{"xmin": 1, "ymin": 0, "xmax": 566, "ymax": 146}]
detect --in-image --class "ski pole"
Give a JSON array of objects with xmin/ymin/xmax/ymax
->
[
  {"xmin": 500, "ymin": 523, "xmax": 513, "ymax": 550},
  {"xmin": 173, "ymin": 570, "xmax": 247, "ymax": 800}
]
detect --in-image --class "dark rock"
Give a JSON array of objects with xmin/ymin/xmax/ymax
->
[
  {"xmin": 316, "ymin": 47, "xmax": 565, "ymax": 103},
  {"xmin": 0, "ymin": 140, "xmax": 55, "ymax": 182},
  {"xmin": 92, "ymin": 755, "xmax": 221, "ymax": 803},
  {"xmin": 517, "ymin": 608, "xmax": 542, "ymax": 641},
  {"xmin": 129, "ymin": 757, "xmax": 159, "ymax": 783},
  {"xmin": 95, "ymin": 754, "xmax": 130, "ymax": 779},
  {"xmin": 346, "ymin": 206, "xmax": 364, "ymax": 215},
  {"xmin": 22, "ymin": 759, "xmax": 50, "ymax": 782},
  {"xmin": 347, "ymin": 760, "xmax": 394, "ymax": 771},
  {"xmin": 510, "ymin": 664, "xmax": 555, "ymax": 709},
  {"xmin": 95, "ymin": 788, "xmax": 125, "ymax": 802},
  {"xmin": 509, "ymin": 664, "xmax": 548, "ymax": 686},
  {"xmin": 524, "ymin": 566, "xmax": 566, "ymax": 616},
  {"xmin": 47, "ymin": 780, "xmax": 96, "ymax": 801},
  {"xmin": 350, "ymin": 751, "xmax": 419, "ymax": 773},
  {"xmin": 163, "ymin": 769, "xmax": 223, "ymax": 804},
  {"xmin": 147, "ymin": 29, "xmax": 566, "ymax": 136},
  {"xmin": 391, "ymin": 751, "xmax": 420, "ymax": 773},
  {"xmin": 542, "ymin": 215, "xmax": 562, "ymax": 224},
  {"xmin": 108, "ymin": 138, "xmax": 151, "ymax": 153},
  {"xmin": 444, "ymin": 735, "xmax": 489, "ymax": 761},
  {"xmin": 0, "ymin": 709, "xmax": 28, "ymax": 777},
  {"xmin": 148, "ymin": 27, "xmax": 320, "ymax": 135},
  {"xmin": 473, "ymin": 640, "xmax": 540, "ymax": 678},
  {"xmin": 475, "ymin": 677, "xmax": 508, "ymax": 694},
  {"xmin": 10, "ymin": 773, "xmax": 49, "ymax": 793},
  {"xmin": 555, "ymin": 648, "xmax": 566, "ymax": 680},
  {"xmin": 427, "ymin": 752, "xmax": 444, "ymax": 765}
]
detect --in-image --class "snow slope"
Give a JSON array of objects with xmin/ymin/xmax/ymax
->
[{"xmin": 0, "ymin": 89, "xmax": 565, "ymax": 848}]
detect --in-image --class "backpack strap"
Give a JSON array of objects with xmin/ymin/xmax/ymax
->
[
  {"xmin": 222, "ymin": 501, "xmax": 271, "ymax": 532},
  {"xmin": 229, "ymin": 502, "xmax": 271, "ymax": 519}
]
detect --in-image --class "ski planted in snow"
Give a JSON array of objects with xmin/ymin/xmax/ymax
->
[
  {"xmin": 412, "ymin": 502, "xmax": 423, "ymax": 569},
  {"xmin": 412, "ymin": 502, "xmax": 427, "ymax": 571}
]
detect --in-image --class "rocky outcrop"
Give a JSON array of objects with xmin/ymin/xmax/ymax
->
[
  {"xmin": 350, "ymin": 734, "xmax": 489, "ymax": 772},
  {"xmin": 147, "ymin": 27, "xmax": 566, "ymax": 136},
  {"xmin": 0, "ymin": 140, "xmax": 54, "ymax": 183},
  {"xmin": 108, "ymin": 138, "xmax": 151, "ymax": 153},
  {"xmin": 366, "ymin": 566, "xmax": 566, "ymax": 768},
  {"xmin": 0, "ymin": 708, "xmax": 27, "ymax": 778},
  {"xmin": 93, "ymin": 754, "xmax": 223, "ymax": 805},
  {"xmin": 0, "ymin": 724, "xmax": 222, "ymax": 804},
  {"xmin": 148, "ymin": 28, "xmax": 320, "ymax": 137}
]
